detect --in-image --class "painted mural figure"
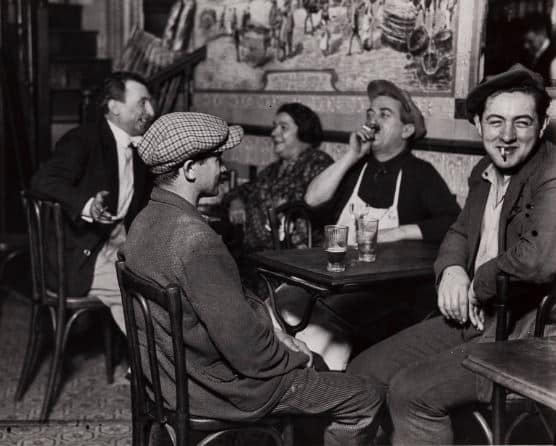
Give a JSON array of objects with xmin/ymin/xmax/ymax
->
[
  {"xmin": 230, "ymin": 8, "xmax": 241, "ymax": 62},
  {"xmin": 319, "ymin": 1, "xmax": 331, "ymax": 56},
  {"xmin": 348, "ymin": 2, "xmax": 364, "ymax": 55},
  {"xmin": 279, "ymin": 0, "xmax": 295, "ymax": 61},
  {"xmin": 303, "ymin": 0, "xmax": 318, "ymax": 34}
]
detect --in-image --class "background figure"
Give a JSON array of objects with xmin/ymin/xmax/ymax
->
[
  {"xmin": 521, "ymin": 12, "xmax": 556, "ymax": 86},
  {"xmin": 319, "ymin": 2, "xmax": 331, "ymax": 56},
  {"xmin": 222, "ymin": 103, "xmax": 333, "ymax": 289},
  {"xmin": 30, "ymin": 72, "xmax": 155, "ymax": 335},
  {"xmin": 348, "ymin": 2, "xmax": 364, "ymax": 55},
  {"xmin": 231, "ymin": 8, "xmax": 241, "ymax": 62},
  {"xmin": 279, "ymin": 0, "xmax": 295, "ymax": 60}
]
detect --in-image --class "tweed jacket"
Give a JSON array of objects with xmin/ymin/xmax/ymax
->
[
  {"xmin": 31, "ymin": 118, "xmax": 150, "ymax": 296},
  {"xmin": 122, "ymin": 187, "xmax": 308, "ymax": 421},
  {"xmin": 434, "ymin": 139, "xmax": 556, "ymax": 341}
]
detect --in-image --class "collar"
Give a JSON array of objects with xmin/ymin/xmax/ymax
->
[
  {"xmin": 366, "ymin": 148, "xmax": 411, "ymax": 174},
  {"xmin": 534, "ymin": 38, "xmax": 550, "ymax": 61},
  {"xmin": 151, "ymin": 186, "xmax": 204, "ymax": 219},
  {"xmin": 106, "ymin": 119, "xmax": 140, "ymax": 149},
  {"xmin": 480, "ymin": 163, "xmax": 510, "ymax": 186}
]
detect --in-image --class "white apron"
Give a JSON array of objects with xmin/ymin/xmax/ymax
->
[
  {"xmin": 289, "ymin": 164, "xmax": 403, "ymax": 371},
  {"xmin": 336, "ymin": 163, "xmax": 402, "ymax": 245}
]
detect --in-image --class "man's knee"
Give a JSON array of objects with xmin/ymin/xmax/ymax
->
[{"xmin": 388, "ymin": 366, "xmax": 440, "ymax": 419}]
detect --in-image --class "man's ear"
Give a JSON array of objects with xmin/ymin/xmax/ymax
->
[
  {"xmin": 182, "ymin": 160, "xmax": 197, "ymax": 182},
  {"xmin": 473, "ymin": 115, "xmax": 483, "ymax": 137},
  {"xmin": 401, "ymin": 123, "xmax": 415, "ymax": 140},
  {"xmin": 107, "ymin": 98, "xmax": 120, "ymax": 117},
  {"xmin": 540, "ymin": 116, "xmax": 550, "ymax": 138}
]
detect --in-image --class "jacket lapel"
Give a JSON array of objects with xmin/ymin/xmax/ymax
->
[{"xmin": 467, "ymin": 176, "xmax": 490, "ymax": 272}]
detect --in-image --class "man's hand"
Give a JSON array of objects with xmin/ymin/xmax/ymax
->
[
  {"xmin": 437, "ymin": 265, "xmax": 471, "ymax": 324},
  {"xmin": 346, "ymin": 124, "xmax": 373, "ymax": 163},
  {"xmin": 228, "ymin": 198, "xmax": 246, "ymax": 225},
  {"xmin": 467, "ymin": 282, "xmax": 485, "ymax": 331},
  {"xmin": 91, "ymin": 190, "xmax": 114, "ymax": 224},
  {"xmin": 274, "ymin": 329, "xmax": 313, "ymax": 368}
]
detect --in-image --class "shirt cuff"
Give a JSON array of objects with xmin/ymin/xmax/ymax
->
[{"xmin": 81, "ymin": 197, "xmax": 94, "ymax": 223}]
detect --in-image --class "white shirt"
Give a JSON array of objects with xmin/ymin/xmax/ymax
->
[
  {"xmin": 81, "ymin": 120, "xmax": 138, "ymax": 221},
  {"xmin": 474, "ymin": 164, "xmax": 511, "ymax": 272}
]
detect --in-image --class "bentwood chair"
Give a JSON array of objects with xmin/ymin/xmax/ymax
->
[
  {"xmin": 15, "ymin": 190, "xmax": 115, "ymax": 421},
  {"xmin": 115, "ymin": 258, "xmax": 294, "ymax": 446},
  {"xmin": 266, "ymin": 201, "xmax": 314, "ymax": 250},
  {"xmin": 469, "ymin": 273, "xmax": 556, "ymax": 445}
]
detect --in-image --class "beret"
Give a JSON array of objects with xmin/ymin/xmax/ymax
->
[
  {"xmin": 138, "ymin": 112, "xmax": 244, "ymax": 174},
  {"xmin": 367, "ymin": 79, "xmax": 427, "ymax": 140},
  {"xmin": 466, "ymin": 63, "xmax": 549, "ymax": 123}
]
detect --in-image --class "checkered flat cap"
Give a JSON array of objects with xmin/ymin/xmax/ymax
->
[{"xmin": 138, "ymin": 112, "xmax": 244, "ymax": 174}]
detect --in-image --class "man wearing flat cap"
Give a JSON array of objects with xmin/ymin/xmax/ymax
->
[
  {"xmin": 292, "ymin": 80, "xmax": 460, "ymax": 370},
  {"xmin": 348, "ymin": 64, "xmax": 556, "ymax": 444},
  {"xmin": 306, "ymin": 79, "xmax": 459, "ymax": 245},
  {"xmin": 121, "ymin": 112, "xmax": 384, "ymax": 446}
]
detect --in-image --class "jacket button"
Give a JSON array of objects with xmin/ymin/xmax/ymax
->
[
  {"xmin": 83, "ymin": 249, "xmax": 91, "ymax": 256},
  {"xmin": 526, "ymin": 204, "xmax": 532, "ymax": 209},
  {"xmin": 532, "ymin": 230, "xmax": 538, "ymax": 237},
  {"xmin": 525, "ymin": 213, "xmax": 530, "ymax": 218}
]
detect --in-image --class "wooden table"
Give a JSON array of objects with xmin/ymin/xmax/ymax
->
[
  {"xmin": 250, "ymin": 240, "xmax": 439, "ymax": 333},
  {"xmin": 463, "ymin": 336, "xmax": 556, "ymax": 411},
  {"xmin": 463, "ymin": 336, "xmax": 556, "ymax": 444}
]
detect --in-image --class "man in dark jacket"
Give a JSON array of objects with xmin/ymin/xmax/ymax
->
[
  {"xmin": 122, "ymin": 112, "xmax": 384, "ymax": 445},
  {"xmin": 348, "ymin": 64, "xmax": 556, "ymax": 444},
  {"xmin": 305, "ymin": 79, "xmax": 460, "ymax": 246},
  {"xmin": 31, "ymin": 71, "xmax": 155, "ymax": 334}
]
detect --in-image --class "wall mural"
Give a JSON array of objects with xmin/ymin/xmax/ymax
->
[{"xmin": 191, "ymin": 0, "xmax": 459, "ymax": 94}]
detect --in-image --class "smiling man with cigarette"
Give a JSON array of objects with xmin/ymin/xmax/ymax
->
[{"xmin": 348, "ymin": 64, "xmax": 556, "ymax": 445}]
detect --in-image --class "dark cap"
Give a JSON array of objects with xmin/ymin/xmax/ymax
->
[
  {"xmin": 367, "ymin": 79, "xmax": 427, "ymax": 140},
  {"xmin": 466, "ymin": 63, "xmax": 549, "ymax": 123}
]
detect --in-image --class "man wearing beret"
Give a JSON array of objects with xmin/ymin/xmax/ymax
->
[
  {"xmin": 293, "ymin": 79, "xmax": 460, "ymax": 371},
  {"xmin": 348, "ymin": 64, "xmax": 556, "ymax": 444},
  {"xmin": 121, "ymin": 112, "xmax": 384, "ymax": 445},
  {"xmin": 306, "ymin": 79, "xmax": 460, "ymax": 246}
]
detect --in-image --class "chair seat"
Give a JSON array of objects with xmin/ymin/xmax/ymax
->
[{"xmin": 45, "ymin": 289, "xmax": 108, "ymax": 309}]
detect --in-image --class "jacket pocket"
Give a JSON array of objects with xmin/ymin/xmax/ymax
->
[{"xmin": 201, "ymin": 362, "xmax": 238, "ymax": 383}]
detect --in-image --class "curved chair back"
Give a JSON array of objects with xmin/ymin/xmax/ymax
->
[
  {"xmin": 266, "ymin": 201, "xmax": 313, "ymax": 250},
  {"xmin": 21, "ymin": 190, "xmax": 67, "ymax": 305},
  {"xmin": 116, "ymin": 258, "xmax": 188, "ymax": 445}
]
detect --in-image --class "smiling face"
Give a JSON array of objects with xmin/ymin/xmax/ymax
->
[
  {"xmin": 110, "ymin": 80, "xmax": 155, "ymax": 137},
  {"xmin": 366, "ymin": 95, "xmax": 415, "ymax": 160},
  {"xmin": 271, "ymin": 112, "xmax": 310, "ymax": 161},
  {"xmin": 475, "ymin": 91, "xmax": 547, "ymax": 171}
]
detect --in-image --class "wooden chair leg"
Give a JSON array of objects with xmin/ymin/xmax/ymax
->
[
  {"xmin": 102, "ymin": 311, "xmax": 114, "ymax": 384},
  {"xmin": 493, "ymin": 383, "xmax": 506, "ymax": 445},
  {"xmin": 39, "ymin": 311, "xmax": 69, "ymax": 421},
  {"xmin": 15, "ymin": 304, "xmax": 43, "ymax": 401}
]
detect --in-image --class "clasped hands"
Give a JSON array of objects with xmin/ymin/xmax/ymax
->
[
  {"xmin": 438, "ymin": 265, "xmax": 485, "ymax": 331},
  {"xmin": 274, "ymin": 328, "xmax": 313, "ymax": 368}
]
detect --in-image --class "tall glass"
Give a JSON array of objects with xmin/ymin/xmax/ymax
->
[
  {"xmin": 356, "ymin": 217, "xmax": 378, "ymax": 262},
  {"xmin": 324, "ymin": 225, "xmax": 349, "ymax": 272}
]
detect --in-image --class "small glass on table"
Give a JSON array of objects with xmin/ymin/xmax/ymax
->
[
  {"xmin": 324, "ymin": 225, "xmax": 349, "ymax": 272},
  {"xmin": 356, "ymin": 216, "xmax": 378, "ymax": 262}
]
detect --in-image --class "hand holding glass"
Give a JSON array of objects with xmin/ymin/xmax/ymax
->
[
  {"xmin": 324, "ymin": 225, "xmax": 349, "ymax": 272},
  {"xmin": 356, "ymin": 217, "xmax": 378, "ymax": 262}
]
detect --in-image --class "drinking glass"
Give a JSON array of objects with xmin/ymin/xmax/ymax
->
[
  {"xmin": 356, "ymin": 217, "xmax": 378, "ymax": 262},
  {"xmin": 324, "ymin": 225, "xmax": 349, "ymax": 272}
]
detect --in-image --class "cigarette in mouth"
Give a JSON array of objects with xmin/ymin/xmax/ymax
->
[
  {"xmin": 500, "ymin": 148, "xmax": 507, "ymax": 161},
  {"xmin": 362, "ymin": 125, "xmax": 372, "ymax": 132}
]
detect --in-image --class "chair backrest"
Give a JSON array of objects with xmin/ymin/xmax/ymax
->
[
  {"xmin": 266, "ymin": 201, "xmax": 313, "ymax": 250},
  {"xmin": 115, "ymin": 258, "xmax": 189, "ymax": 443},
  {"xmin": 21, "ymin": 190, "xmax": 67, "ymax": 304}
]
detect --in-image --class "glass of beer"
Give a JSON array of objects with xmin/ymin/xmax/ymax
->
[
  {"xmin": 324, "ymin": 225, "xmax": 349, "ymax": 272},
  {"xmin": 356, "ymin": 216, "xmax": 378, "ymax": 262}
]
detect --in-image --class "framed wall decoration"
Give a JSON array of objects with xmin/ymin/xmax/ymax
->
[{"xmin": 192, "ymin": 0, "xmax": 459, "ymax": 95}]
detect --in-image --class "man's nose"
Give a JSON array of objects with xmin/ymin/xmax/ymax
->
[
  {"xmin": 145, "ymin": 101, "xmax": 155, "ymax": 117},
  {"xmin": 500, "ymin": 123, "xmax": 517, "ymax": 141}
]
